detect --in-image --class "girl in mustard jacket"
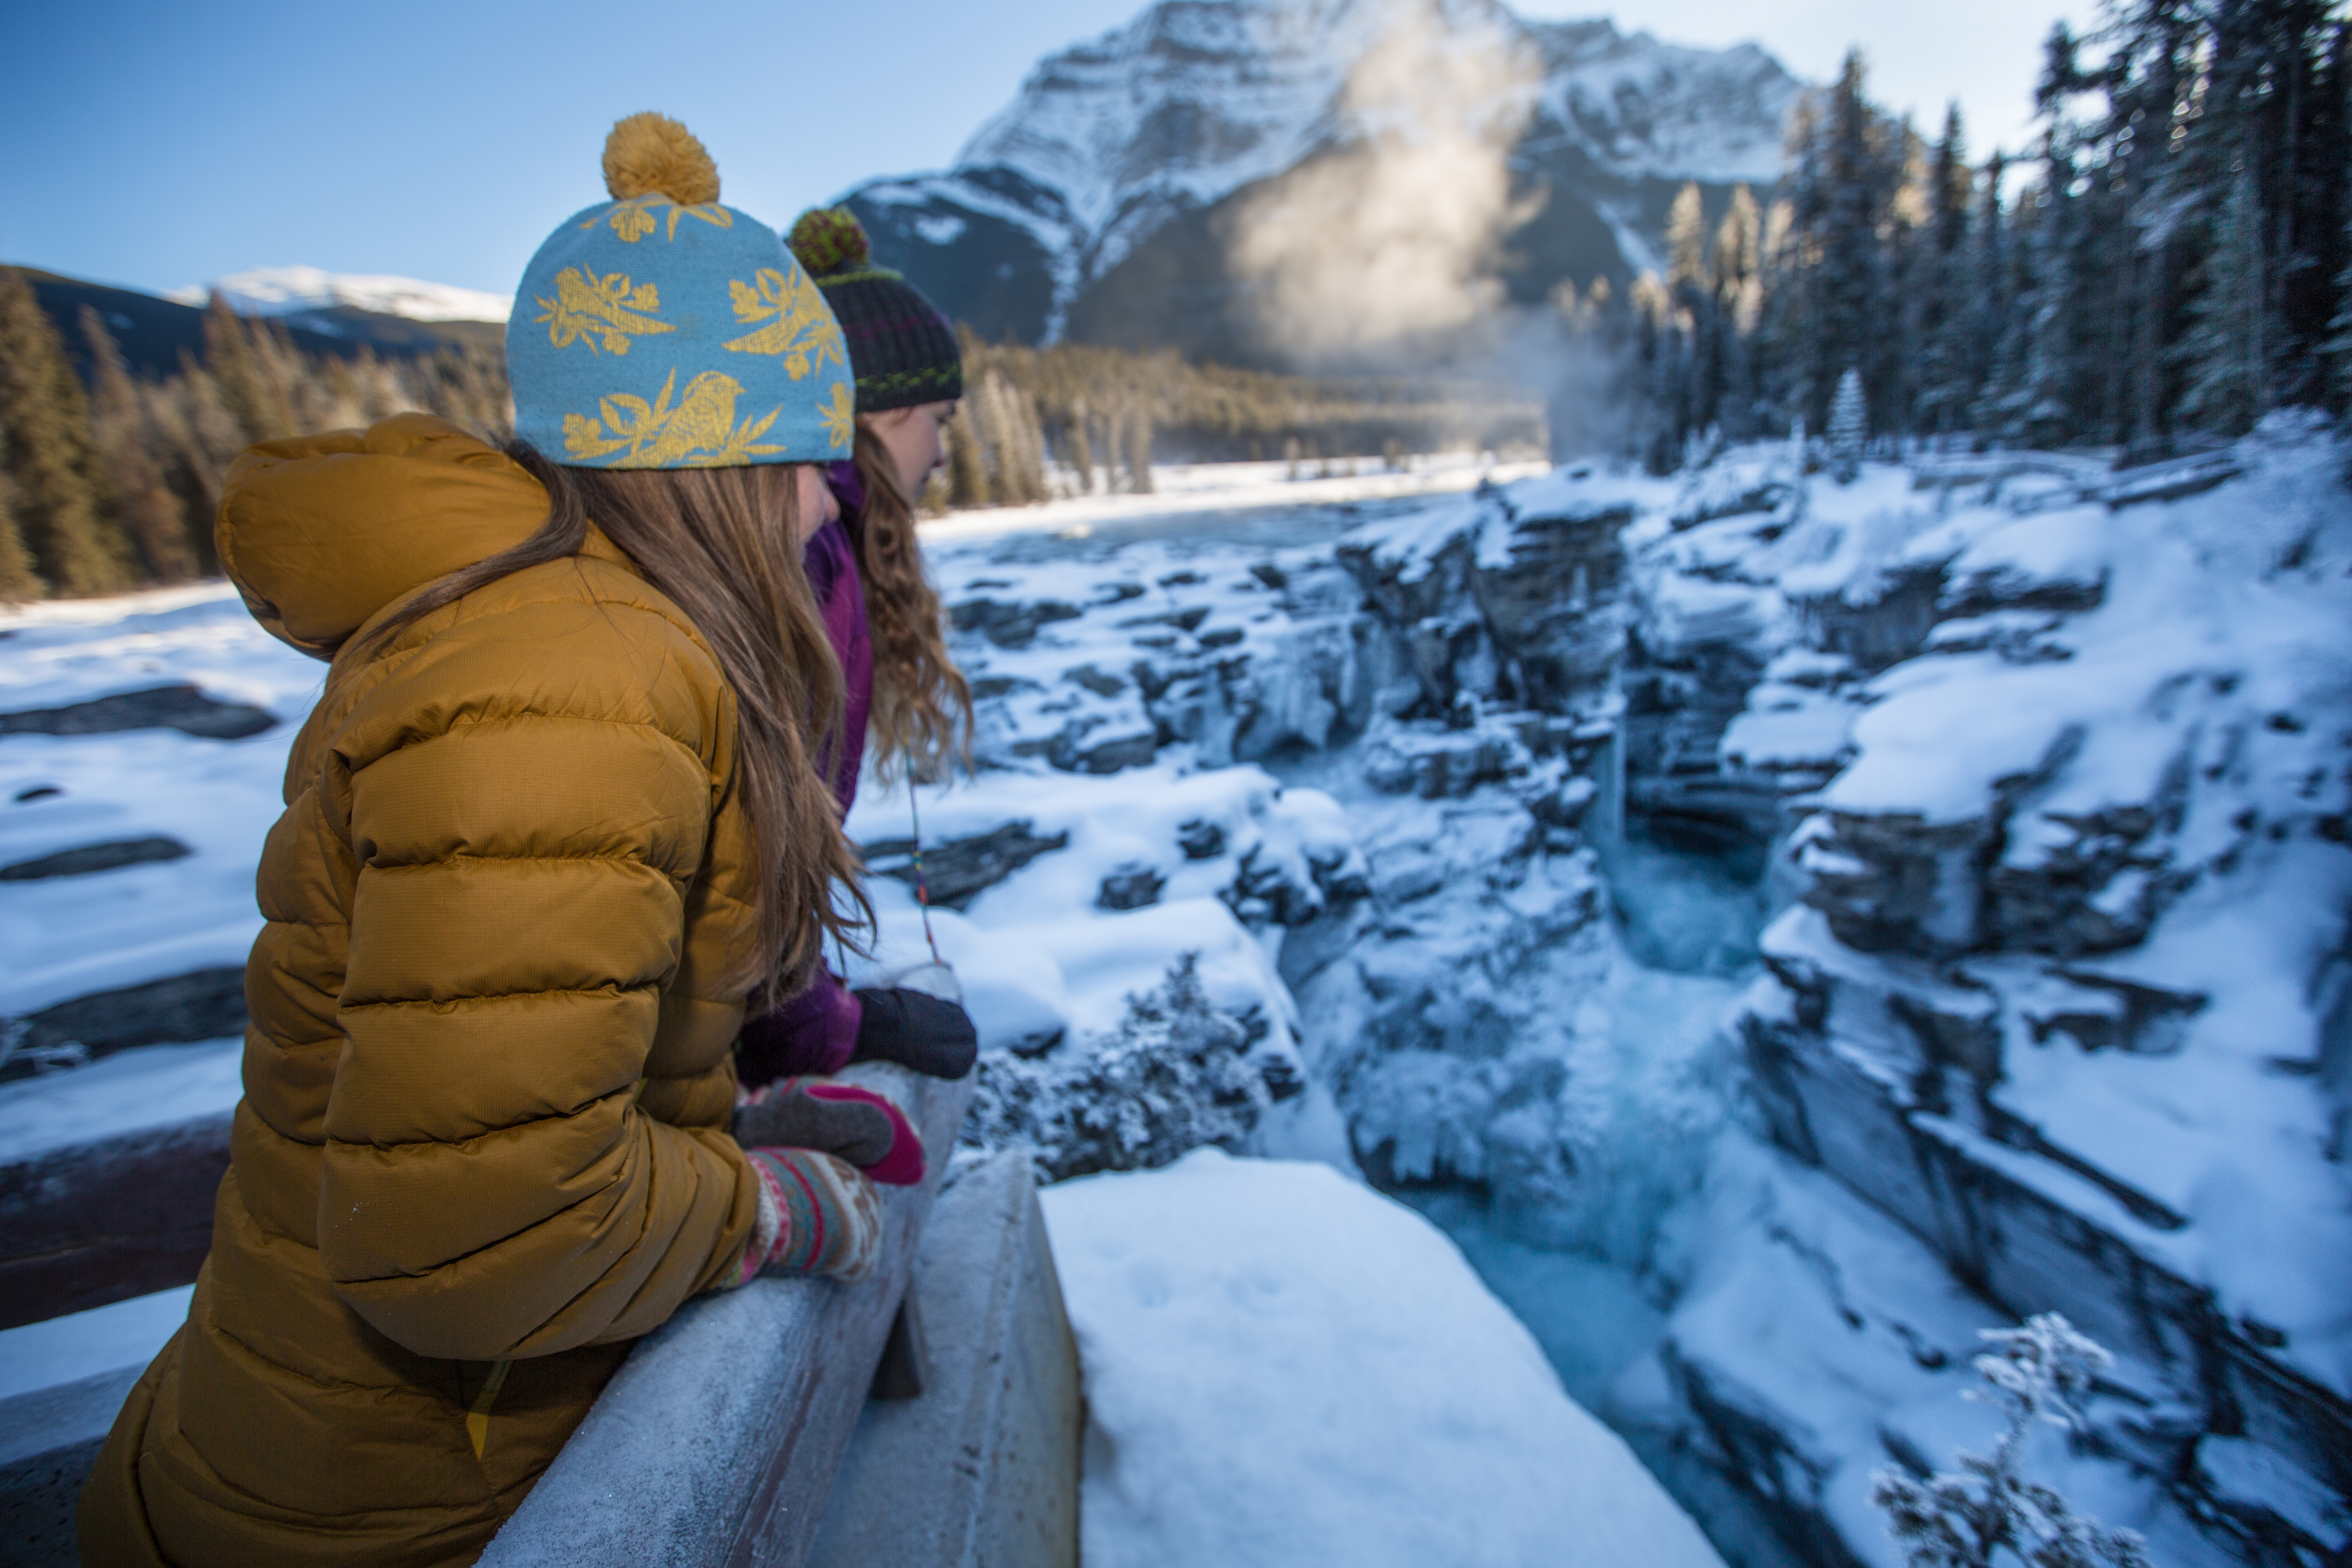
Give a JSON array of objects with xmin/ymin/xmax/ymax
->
[{"xmin": 82, "ymin": 116, "xmax": 893, "ymax": 1566}]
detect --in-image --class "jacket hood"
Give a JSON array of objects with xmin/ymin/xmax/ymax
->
[{"xmin": 218, "ymin": 414, "xmax": 552, "ymax": 659}]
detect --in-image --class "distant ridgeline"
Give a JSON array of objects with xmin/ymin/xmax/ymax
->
[
  {"xmin": 938, "ymin": 331, "xmax": 1546, "ymax": 509},
  {"xmin": 27, "ymin": 271, "xmax": 503, "ymax": 383},
  {"xmin": 0, "ymin": 264, "xmax": 1541, "ymax": 601},
  {"xmin": 0, "ymin": 268, "xmax": 511, "ymax": 600}
]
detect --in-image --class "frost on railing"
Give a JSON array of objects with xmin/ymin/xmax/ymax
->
[{"xmin": 479, "ymin": 1062, "xmax": 976, "ymax": 1568}]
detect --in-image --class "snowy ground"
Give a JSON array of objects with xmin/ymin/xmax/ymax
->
[
  {"xmin": 8, "ymin": 434, "xmax": 2348, "ymax": 1566},
  {"xmin": 0, "ymin": 586, "xmax": 324, "ymax": 1019},
  {"xmin": 1042, "ymin": 1149, "xmax": 1724, "ymax": 1568},
  {"xmin": 1, "ymin": 459, "xmax": 1719, "ymax": 1558},
  {"xmin": 923, "ymin": 453, "xmax": 1550, "ymax": 542},
  {"xmin": 0, "ymin": 1284, "xmax": 193, "ymax": 1403}
]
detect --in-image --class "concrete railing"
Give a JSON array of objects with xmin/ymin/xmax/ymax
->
[
  {"xmin": 479, "ymin": 1061, "xmax": 987, "ymax": 1568},
  {"xmin": 4, "ymin": 1058, "xmax": 1080, "ymax": 1568},
  {"xmin": 808, "ymin": 1149, "xmax": 1080, "ymax": 1568}
]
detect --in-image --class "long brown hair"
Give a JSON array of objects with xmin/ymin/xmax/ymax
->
[
  {"xmin": 849, "ymin": 420, "xmax": 971, "ymax": 780},
  {"xmin": 361, "ymin": 441, "xmax": 869, "ymax": 1000}
]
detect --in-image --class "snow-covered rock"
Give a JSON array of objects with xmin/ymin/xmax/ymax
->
[
  {"xmin": 1040, "ymin": 1149, "xmax": 1727, "ymax": 1568},
  {"xmin": 1335, "ymin": 469, "xmax": 1633, "ymax": 715},
  {"xmin": 0, "ymin": 587, "xmax": 324, "ymax": 1047},
  {"xmin": 0, "ymin": 1284, "xmax": 194, "ymax": 1402},
  {"xmin": 1620, "ymin": 419, "xmax": 2352, "ymax": 1564}
]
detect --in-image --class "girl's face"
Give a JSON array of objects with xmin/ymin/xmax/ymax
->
[
  {"xmin": 792, "ymin": 462, "xmax": 839, "ymax": 546},
  {"xmin": 865, "ymin": 400, "xmax": 960, "ymax": 498}
]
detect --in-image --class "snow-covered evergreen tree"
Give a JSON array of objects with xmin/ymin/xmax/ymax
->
[
  {"xmin": 80, "ymin": 308, "xmax": 197, "ymax": 584},
  {"xmin": 1913, "ymin": 106, "xmax": 1977, "ymax": 438},
  {"xmin": 1871, "ymin": 1314, "xmax": 2152, "ymax": 1568},
  {"xmin": 1778, "ymin": 52, "xmax": 1912, "ymax": 433},
  {"xmin": 0, "ymin": 267, "xmax": 131, "ymax": 597},
  {"xmin": 1970, "ymin": 151, "xmax": 2025, "ymax": 439},
  {"xmin": 2178, "ymin": 164, "xmax": 2273, "ymax": 435},
  {"xmin": 2328, "ymin": 213, "xmax": 2352, "ymax": 418},
  {"xmin": 1713, "ymin": 185, "xmax": 1764, "ymax": 335},
  {"xmin": 0, "ymin": 425, "xmax": 37, "ymax": 602},
  {"xmin": 1826, "ymin": 367, "xmax": 1867, "ymax": 480},
  {"xmin": 2173, "ymin": 163, "xmax": 2267, "ymax": 435}
]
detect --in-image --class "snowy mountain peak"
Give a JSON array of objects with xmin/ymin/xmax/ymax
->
[
  {"xmin": 961, "ymin": 0, "xmax": 1793, "ymax": 236},
  {"xmin": 1519, "ymin": 20, "xmax": 1796, "ymax": 185},
  {"xmin": 166, "ymin": 265, "xmax": 510, "ymax": 324},
  {"xmin": 844, "ymin": 0, "xmax": 1802, "ymax": 354},
  {"xmin": 957, "ymin": 0, "xmax": 1516, "ymax": 242}
]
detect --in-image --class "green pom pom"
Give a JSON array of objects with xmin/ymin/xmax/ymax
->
[{"xmin": 788, "ymin": 207, "xmax": 871, "ymax": 278}]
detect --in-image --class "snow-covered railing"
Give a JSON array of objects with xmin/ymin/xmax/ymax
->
[
  {"xmin": 477, "ymin": 1062, "xmax": 978, "ymax": 1568},
  {"xmin": 1908, "ymin": 449, "xmax": 2244, "ymax": 515}
]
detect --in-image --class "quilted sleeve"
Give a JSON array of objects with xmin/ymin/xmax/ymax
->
[{"xmin": 315, "ymin": 590, "xmax": 763, "ymax": 1361}]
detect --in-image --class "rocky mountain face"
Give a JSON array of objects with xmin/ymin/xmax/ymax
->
[{"xmin": 841, "ymin": 0, "xmax": 1799, "ymax": 361}]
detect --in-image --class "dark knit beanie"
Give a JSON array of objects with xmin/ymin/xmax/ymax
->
[{"xmin": 785, "ymin": 208, "xmax": 963, "ymax": 414}]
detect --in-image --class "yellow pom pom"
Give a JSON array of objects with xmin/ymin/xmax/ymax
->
[{"xmin": 602, "ymin": 112, "xmax": 720, "ymax": 206}]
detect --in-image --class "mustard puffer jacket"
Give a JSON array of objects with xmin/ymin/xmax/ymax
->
[{"xmin": 81, "ymin": 415, "xmax": 772, "ymax": 1567}]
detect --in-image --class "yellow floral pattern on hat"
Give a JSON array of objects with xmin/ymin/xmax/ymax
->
[
  {"xmin": 533, "ymin": 268, "xmax": 673, "ymax": 355},
  {"xmin": 560, "ymin": 369, "xmax": 786, "ymax": 468},
  {"xmin": 724, "ymin": 266, "xmax": 846, "ymax": 379},
  {"xmin": 590, "ymin": 196, "xmax": 736, "ymax": 244},
  {"xmin": 819, "ymin": 381, "xmax": 853, "ymax": 452}
]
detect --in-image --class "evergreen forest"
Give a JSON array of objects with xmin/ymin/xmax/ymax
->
[{"xmin": 1595, "ymin": 0, "xmax": 2352, "ymax": 469}]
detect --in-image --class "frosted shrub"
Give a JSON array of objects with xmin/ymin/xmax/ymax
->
[
  {"xmin": 963, "ymin": 952, "xmax": 1301, "ymax": 1182},
  {"xmin": 1871, "ymin": 1314, "xmax": 2152, "ymax": 1568}
]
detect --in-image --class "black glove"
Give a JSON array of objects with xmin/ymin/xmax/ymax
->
[{"xmin": 850, "ymin": 987, "xmax": 979, "ymax": 1080}]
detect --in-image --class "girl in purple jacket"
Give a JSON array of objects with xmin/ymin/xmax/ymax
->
[{"xmin": 728, "ymin": 208, "xmax": 978, "ymax": 1175}]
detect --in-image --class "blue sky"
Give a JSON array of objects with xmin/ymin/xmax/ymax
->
[{"xmin": 1, "ymin": 0, "xmax": 2091, "ymax": 301}]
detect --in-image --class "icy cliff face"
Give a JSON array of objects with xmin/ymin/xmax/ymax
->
[
  {"xmin": 910, "ymin": 428, "xmax": 2352, "ymax": 1564},
  {"xmin": 908, "ymin": 474, "xmax": 1665, "ymax": 1235},
  {"xmin": 842, "ymin": 0, "xmax": 1800, "ymax": 343},
  {"xmin": 1610, "ymin": 421, "xmax": 2352, "ymax": 1565}
]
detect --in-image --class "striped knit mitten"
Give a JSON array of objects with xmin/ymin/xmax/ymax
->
[{"xmin": 738, "ymin": 1148, "xmax": 883, "ymax": 1285}]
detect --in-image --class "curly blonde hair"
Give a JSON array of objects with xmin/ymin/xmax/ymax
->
[{"xmin": 846, "ymin": 420, "xmax": 971, "ymax": 781}]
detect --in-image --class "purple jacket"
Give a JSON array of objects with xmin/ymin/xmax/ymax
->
[{"xmin": 734, "ymin": 463, "xmax": 873, "ymax": 1087}]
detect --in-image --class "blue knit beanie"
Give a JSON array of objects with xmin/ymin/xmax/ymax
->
[{"xmin": 506, "ymin": 114, "xmax": 853, "ymax": 469}]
